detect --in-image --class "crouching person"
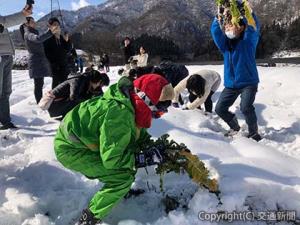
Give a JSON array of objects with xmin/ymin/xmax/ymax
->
[
  {"xmin": 54, "ymin": 74, "xmax": 174, "ymax": 224},
  {"xmin": 172, "ymin": 70, "xmax": 221, "ymax": 113},
  {"xmin": 39, "ymin": 70, "xmax": 109, "ymax": 118}
]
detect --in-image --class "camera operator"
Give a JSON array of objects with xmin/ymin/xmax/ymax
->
[{"xmin": 0, "ymin": 4, "xmax": 32, "ymax": 130}]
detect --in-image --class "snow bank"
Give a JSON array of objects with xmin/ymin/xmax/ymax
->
[
  {"xmin": 0, "ymin": 65, "xmax": 300, "ymax": 225},
  {"xmin": 272, "ymin": 50, "xmax": 300, "ymax": 58}
]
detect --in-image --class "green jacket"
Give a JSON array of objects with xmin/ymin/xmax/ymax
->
[{"xmin": 55, "ymin": 77, "xmax": 150, "ymax": 171}]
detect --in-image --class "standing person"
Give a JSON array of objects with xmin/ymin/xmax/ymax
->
[
  {"xmin": 132, "ymin": 46, "xmax": 148, "ymax": 67},
  {"xmin": 0, "ymin": 5, "xmax": 32, "ymax": 130},
  {"xmin": 44, "ymin": 17, "xmax": 72, "ymax": 89},
  {"xmin": 121, "ymin": 37, "xmax": 134, "ymax": 70},
  {"xmin": 20, "ymin": 17, "xmax": 58, "ymax": 104},
  {"xmin": 172, "ymin": 70, "xmax": 221, "ymax": 113},
  {"xmin": 54, "ymin": 74, "xmax": 174, "ymax": 224},
  {"xmin": 77, "ymin": 56, "xmax": 84, "ymax": 73},
  {"xmin": 211, "ymin": 3, "xmax": 262, "ymax": 141},
  {"xmin": 102, "ymin": 53, "xmax": 110, "ymax": 72}
]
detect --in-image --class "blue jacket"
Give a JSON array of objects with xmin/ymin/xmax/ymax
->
[{"xmin": 211, "ymin": 14, "xmax": 260, "ymax": 89}]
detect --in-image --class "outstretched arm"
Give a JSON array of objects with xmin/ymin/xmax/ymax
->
[
  {"xmin": 0, "ymin": 12, "xmax": 25, "ymax": 28},
  {"xmin": 24, "ymin": 29, "xmax": 52, "ymax": 43}
]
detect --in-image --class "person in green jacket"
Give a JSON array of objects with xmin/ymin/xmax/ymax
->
[{"xmin": 54, "ymin": 74, "xmax": 175, "ymax": 224}]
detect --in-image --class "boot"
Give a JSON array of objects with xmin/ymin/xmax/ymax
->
[
  {"xmin": 78, "ymin": 209, "xmax": 101, "ymax": 225},
  {"xmin": 0, "ymin": 122, "xmax": 18, "ymax": 130},
  {"xmin": 227, "ymin": 116, "xmax": 240, "ymax": 132}
]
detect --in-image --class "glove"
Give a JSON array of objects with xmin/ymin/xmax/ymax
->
[
  {"xmin": 135, "ymin": 145, "xmax": 165, "ymax": 168},
  {"xmin": 78, "ymin": 208, "xmax": 101, "ymax": 225},
  {"xmin": 181, "ymin": 104, "xmax": 189, "ymax": 110},
  {"xmin": 172, "ymin": 102, "xmax": 180, "ymax": 108}
]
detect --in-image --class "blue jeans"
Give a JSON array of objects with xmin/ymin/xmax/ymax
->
[
  {"xmin": 215, "ymin": 85, "xmax": 258, "ymax": 134},
  {"xmin": 0, "ymin": 55, "xmax": 13, "ymax": 125}
]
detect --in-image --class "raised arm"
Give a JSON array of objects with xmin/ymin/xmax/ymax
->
[
  {"xmin": 0, "ymin": 12, "xmax": 25, "ymax": 28},
  {"xmin": 210, "ymin": 17, "xmax": 227, "ymax": 54}
]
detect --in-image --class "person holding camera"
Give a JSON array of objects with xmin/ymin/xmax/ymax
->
[
  {"xmin": 20, "ymin": 17, "xmax": 60, "ymax": 104},
  {"xmin": 43, "ymin": 17, "xmax": 72, "ymax": 89},
  {"xmin": 0, "ymin": 4, "xmax": 32, "ymax": 130}
]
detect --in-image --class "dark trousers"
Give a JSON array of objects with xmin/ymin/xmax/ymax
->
[
  {"xmin": 0, "ymin": 55, "xmax": 13, "ymax": 125},
  {"xmin": 34, "ymin": 78, "xmax": 44, "ymax": 104},
  {"xmin": 48, "ymin": 99, "xmax": 80, "ymax": 118},
  {"xmin": 189, "ymin": 91, "xmax": 214, "ymax": 113},
  {"xmin": 215, "ymin": 85, "xmax": 258, "ymax": 134},
  {"xmin": 105, "ymin": 65, "xmax": 110, "ymax": 72},
  {"xmin": 51, "ymin": 64, "xmax": 68, "ymax": 89}
]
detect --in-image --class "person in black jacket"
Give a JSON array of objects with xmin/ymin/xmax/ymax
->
[
  {"xmin": 158, "ymin": 61, "xmax": 189, "ymax": 87},
  {"xmin": 46, "ymin": 70, "xmax": 110, "ymax": 118},
  {"xmin": 43, "ymin": 17, "xmax": 72, "ymax": 89},
  {"xmin": 20, "ymin": 17, "xmax": 58, "ymax": 104},
  {"xmin": 121, "ymin": 37, "xmax": 134, "ymax": 69}
]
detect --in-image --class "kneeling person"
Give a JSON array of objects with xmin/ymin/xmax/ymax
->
[
  {"xmin": 45, "ymin": 70, "xmax": 109, "ymax": 118},
  {"xmin": 54, "ymin": 74, "xmax": 174, "ymax": 224}
]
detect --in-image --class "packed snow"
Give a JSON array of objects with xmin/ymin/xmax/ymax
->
[{"xmin": 0, "ymin": 64, "xmax": 300, "ymax": 225}]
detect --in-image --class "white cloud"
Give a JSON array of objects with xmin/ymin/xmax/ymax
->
[{"xmin": 71, "ymin": 0, "xmax": 90, "ymax": 11}]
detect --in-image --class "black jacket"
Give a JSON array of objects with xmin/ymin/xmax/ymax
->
[
  {"xmin": 51, "ymin": 75, "xmax": 103, "ymax": 101},
  {"xmin": 44, "ymin": 35, "xmax": 72, "ymax": 66},
  {"xmin": 122, "ymin": 44, "xmax": 134, "ymax": 64},
  {"xmin": 159, "ymin": 61, "xmax": 189, "ymax": 87}
]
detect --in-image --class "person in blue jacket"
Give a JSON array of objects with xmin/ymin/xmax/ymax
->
[{"xmin": 211, "ymin": 5, "xmax": 262, "ymax": 141}]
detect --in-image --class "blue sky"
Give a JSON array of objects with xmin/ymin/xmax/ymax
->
[{"xmin": 0, "ymin": 0, "xmax": 106, "ymax": 19}]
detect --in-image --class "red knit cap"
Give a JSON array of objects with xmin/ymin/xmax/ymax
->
[
  {"xmin": 130, "ymin": 74, "xmax": 170, "ymax": 128},
  {"xmin": 133, "ymin": 74, "xmax": 169, "ymax": 105}
]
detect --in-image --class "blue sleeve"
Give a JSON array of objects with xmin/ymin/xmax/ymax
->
[
  {"xmin": 210, "ymin": 17, "xmax": 227, "ymax": 54},
  {"xmin": 243, "ymin": 13, "xmax": 260, "ymax": 46}
]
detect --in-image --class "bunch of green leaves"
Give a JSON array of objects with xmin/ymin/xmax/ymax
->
[
  {"xmin": 150, "ymin": 134, "xmax": 219, "ymax": 195},
  {"xmin": 230, "ymin": 0, "xmax": 242, "ymax": 26}
]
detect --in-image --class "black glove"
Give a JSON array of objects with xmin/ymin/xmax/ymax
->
[
  {"xmin": 78, "ymin": 208, "xmax": 101, "ymax": 225},
  {"xmin": 135, "ymin": 145, "xmax": 165, "ymax": 168},
  {"xmin": 172, "ymin": 102, "xmax": 180, "ymax": 108}
]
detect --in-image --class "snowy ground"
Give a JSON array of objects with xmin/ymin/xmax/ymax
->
[
  {"xmin": 272, "ymin": 50, "xmax": 300, "ymax": 59},
  {"xmin": 0, "ymin": 65, "xmax": 300, "ymax": 225}
]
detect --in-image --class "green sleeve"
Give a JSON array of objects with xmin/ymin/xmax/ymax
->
[{"xmin": 99, "ymin": 104, "xmax": 135, "ymax": 170}]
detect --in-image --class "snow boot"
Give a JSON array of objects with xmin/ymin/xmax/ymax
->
[
  {"xmin": 0, "ymin": 122, "xmax": 18, "ymax": 130},
  {"xmin": 225, "ymin": 117, "xmax": 240, "ymax": 137},
  {"xmin": 78, "ymin": 208, "xmax": 101, "ymax": 225},
  {"xmin": 247, "ymin": 133, "xmax": 262, "ymax": 142}
]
